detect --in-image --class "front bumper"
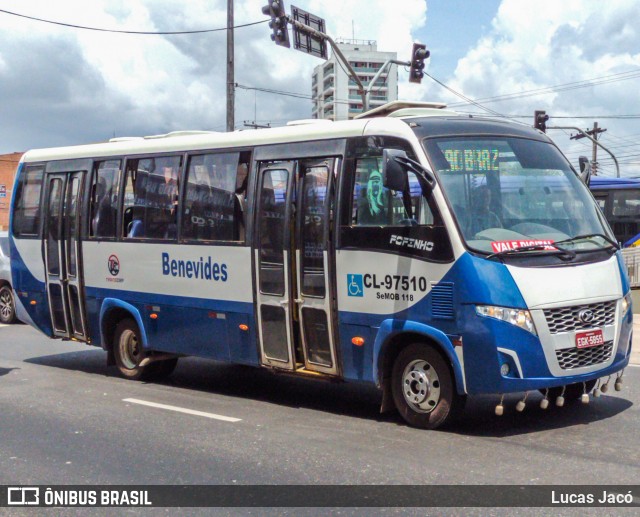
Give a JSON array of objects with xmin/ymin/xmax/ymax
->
[{"xmin": 460, "ymin": 300, "xmax": 633, "ymax": 395}]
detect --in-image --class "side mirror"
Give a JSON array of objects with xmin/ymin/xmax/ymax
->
[
  {"xmin": 382, "ymin": 149, "xmax": 409, "ymax": 192},
  {"xmin": 578, "ymin": 156, "xmax": 591, "ymax": 187}
]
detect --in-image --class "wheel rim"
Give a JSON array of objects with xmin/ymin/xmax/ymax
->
[
  {"xmin": 0, "ymin": 289, "xmax": 12, "ymax": 321},
  {"xmin": 118, "ymin": 329, "xmax": 141, "ymax": 370},
  {"xmin": 401, "ymin": 359, "xmax": 441, "ymax": 413}
]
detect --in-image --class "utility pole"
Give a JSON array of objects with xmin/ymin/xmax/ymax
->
[
  {"xmin": 226, "ymin": 0, "xmax": 234, "ymax": 132},
  {"xmin": 570, "ymin": 122, "xmax": 606, "ymax": 175}
]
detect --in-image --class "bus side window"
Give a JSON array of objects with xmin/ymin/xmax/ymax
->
[
  {"xmin": 89, "ymin": 160, "xmax": 121, "ymax": 238},
  {"xmin": 352, "ymin": 166, "xmax": 433, "ymax": 227},
  {"xmin": 12, "ymin": 164, "xmax": 45, "ymax": 237},
  {"xmin": 181, "ymin": 151, "xmax": 250, "ymax": 242},
  {"xmin": 122, "ymin": 156, "xmax": 182, "ymax": 240},
  {"xmin": 346, "ymin": 136, "xmax": 439, "ymax": 229}
]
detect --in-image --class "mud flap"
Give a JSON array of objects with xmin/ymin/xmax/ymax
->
[{"xmin": 380, "ymin": 376, "xmax": 395, "ymax": 413}]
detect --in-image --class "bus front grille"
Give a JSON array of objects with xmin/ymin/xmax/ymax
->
[
  {"xmin": 555, "ymin": 341, "xmax": 614, "ymax": 370},
  {"xmin": 543, "ymin": 301, "xmax": 616, "ymax": 334}
]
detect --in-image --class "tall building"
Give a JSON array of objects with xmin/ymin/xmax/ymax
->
[{"xmin": 312, "ymin": 39, "xmax": 398, "ymax": 121}]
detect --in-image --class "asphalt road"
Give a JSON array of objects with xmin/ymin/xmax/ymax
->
[{"xmin": 1, "ymin": 322, "xmax": 639, "ymax": 492}]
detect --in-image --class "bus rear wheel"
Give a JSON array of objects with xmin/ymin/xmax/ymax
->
[
  {"xmin": 113, "ymin": 319, "xmax": 152, "ymax": 381},
  {"xmin": 391, "ymin": 343, "xmax": 461, "ymax": 429}
]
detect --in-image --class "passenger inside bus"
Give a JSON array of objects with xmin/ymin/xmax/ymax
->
[
  {"xmin": 468, "ymin": 185, "xmax": 502, "ymax": 234},
  {"xmin": 234, "ymin": 162, "xmax": 249, "ymax": 240},
  {"xmin": 125, "ymin": 157, "xmax": 181, "ymax": 239},
  {"xmin": 358, "ymin": 168, "xmax": 389, "ymax": 225},
  {"xmin": 161, "ymin": 164, "xmax": 179, "ymax": 239},
  {"xmin": 91, "ymin": 177, "xmax": 115, "ymax": 237}
]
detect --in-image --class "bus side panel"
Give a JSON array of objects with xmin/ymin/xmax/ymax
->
[
  {"xmin": 83, "ymin": 241, "xmax": 259, "ymax": 365},
  {"xmin": 10, "ymin": 237, "xmax": 52, "ymax": 336},
  {"xmin": 336, "ymin": 322, "xmax": 376, "ymax": 382},
  {"xmin": 335, "ymin": 249, "xmax": 460, "ymax": 384}
]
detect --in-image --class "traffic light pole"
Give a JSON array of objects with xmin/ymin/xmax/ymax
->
[
  {"xmin": 549, "ymin": 125, "xmax": 620, "ymax": 177},
  {"xmin": 364, "ymin": 59, "xmax": 409, "ymax": 112},
  {"xmin": 287, "ymin": 17, "xmax": 367, "ymax": 110}
]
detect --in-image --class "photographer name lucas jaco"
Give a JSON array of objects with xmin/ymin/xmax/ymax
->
[{"xmin": 551, "ymin": 489, "xmax": 636, "ymax": 505}]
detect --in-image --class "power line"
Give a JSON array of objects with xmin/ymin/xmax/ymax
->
[
  {"xmin": 0, "ymin": 8, "xmax": 267, "ymax": 35},
  {"xmin": 448, "ymin": 69, "xmax": 640, "ymax": 107},
  {"xmin": 236, "ymin": 83, "xmax": 313, "ymax": 101},
  {"xmin": 236, "ymin": 83, "xmax": 357, "ymax": 107},
  {"xmin": 424, "ymin": 72, "xmax": 508, "ymax": 119}
]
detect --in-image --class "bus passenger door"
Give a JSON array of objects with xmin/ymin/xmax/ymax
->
[
  {"xmin": 295, "ymin": 159, "xmax": 339, "ymax": 375},
  {"xmin": 254, "ymin": 162, "xmax": 297, "ymax": 370},
  {"xmin": 43, "ymin": 172, "xmax": 89, "ymax": 341}
]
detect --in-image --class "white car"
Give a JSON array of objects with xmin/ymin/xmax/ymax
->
[{"xmin": 0, "ymin": 231, "xmax": 17, "ymax": 324}]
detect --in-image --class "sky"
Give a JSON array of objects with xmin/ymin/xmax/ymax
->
[{"xmin": 0, "ymin": 0, "xmax": 639, "ymax": 176}]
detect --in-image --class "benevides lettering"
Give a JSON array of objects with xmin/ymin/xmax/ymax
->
[
  {"xmin": 389, "ymin": 234, "xmax": 434, "ymax": 252},
  {"xmin": 161, "ymin": 253, "xmax": 228, "ymax": 282}
]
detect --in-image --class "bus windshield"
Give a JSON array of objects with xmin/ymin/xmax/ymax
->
[{"xmin": 422, "ymin": 136, "xmax": 614, "ymax": 254}]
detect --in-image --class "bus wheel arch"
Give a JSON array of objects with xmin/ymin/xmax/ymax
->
[
  {"xmin": 111, "ymin": 317, "xmax": 174, "ymax": 381},
  {"xmin": 100, "ymin": 302, "xmax": 177, "ymax": 381},
  {"xmin": 101, "ymin": 306, "xmax": 138, "ymax": 365},
  {"xmin": 377, "ymin": 332, "xmax": 466, "ymax": 428}
]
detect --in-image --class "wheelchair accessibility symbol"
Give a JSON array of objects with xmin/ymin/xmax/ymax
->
[{"xmin": 347, "ymin": 274, "xmax": 364, "ymax": 297}]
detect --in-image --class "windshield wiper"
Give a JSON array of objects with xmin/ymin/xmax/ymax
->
[
  {"xmin": 554, "ymin": 233, "xmax": 620, "ymax": 250},
  {"xmin": 487, "ymin": 244, "xmax": 576, "ymax": 262}
]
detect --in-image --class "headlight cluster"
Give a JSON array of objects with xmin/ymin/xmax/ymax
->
[
  {"xmin": 476, "ymin": 305, "xmax": 537, "ymax": 335},
  {"xmin": 622, "ymin": 292, "xmax": 633, "ymax": 315}
]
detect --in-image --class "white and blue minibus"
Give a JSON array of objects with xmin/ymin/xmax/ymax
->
[{"xmin": 8, "ymin": 102, "xmax": 633, "ymax": 428}]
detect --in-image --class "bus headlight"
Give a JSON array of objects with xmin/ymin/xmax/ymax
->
[
  {"xmin": 475, "ymin": 305, "xmax": 537, "ymax": 335},
  {"xmin": 622, "ymin": 292, "xmax": 632, "ymax": 315}
]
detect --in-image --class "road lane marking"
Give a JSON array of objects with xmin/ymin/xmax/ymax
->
[{"xmin": 123, "ymin": 398, "xmax": 241, "ymax": 423}]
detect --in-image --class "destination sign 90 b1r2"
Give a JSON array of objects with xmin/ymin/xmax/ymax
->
[{"xmin": 443, "ymin": 148, "xmax": 500, "ymax": 172}]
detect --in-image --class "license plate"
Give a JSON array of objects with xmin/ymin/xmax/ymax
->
[{"xmin": 575, "ymin": 329, "xmax": 604, "ymax": 349}]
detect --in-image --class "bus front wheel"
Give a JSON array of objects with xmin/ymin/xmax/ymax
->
[{"xmin": 391, "ymin": 343, "xmax": 460, "ymax": 429}]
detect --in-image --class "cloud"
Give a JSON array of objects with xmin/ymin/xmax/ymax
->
[
  {"xmin": 0, "ymin": 0, "xmax": 428, "ymax": 152},
  {"xmin": 3, "ymin": 0, "xmax": 638, "ymax": 176},
  {"xmin": 442, "ymin": 0, "xmax": 640, "ymax": 175}
]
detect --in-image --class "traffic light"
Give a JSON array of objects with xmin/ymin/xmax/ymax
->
[
  {"xmin": 534, "ymin": 110, "xmax": 549, "ymax": 132},
  {"xmin": 409, "ymin": 43, "xmax": 430, "ymax": 83},
  {"xmin": 261, "ymin": 0, "xmax": 290, "ymax": 48}
]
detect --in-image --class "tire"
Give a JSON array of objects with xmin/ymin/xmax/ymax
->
[
  {"xmin": 113, "ymin": 319, "xmax": 152, "ymax": 381},
  {"xmin": 391, "ymin": 343, "xmax": 461, "ymax": 429},
  {"xmin": 0, "ymin": 285, "xmax": 17, "ymax": 324},
  {"xmin": 542, "ymin": 380, "xmax": 597, "ymax": 401}
]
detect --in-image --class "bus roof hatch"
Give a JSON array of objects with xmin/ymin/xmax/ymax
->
[{"xmin": 354, "ymin": 100, "xmax": 452, "ymax": 120}]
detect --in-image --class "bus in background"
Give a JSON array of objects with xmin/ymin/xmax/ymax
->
[
  {"xmin": 590, "ymin": 176, "xmax": 640, "ymax": 288},
  {"xmin": 589, "ymin": 176, "xmax": 640, "ymax": 247},
  {"xmin": 8, "ymin": 101, "xmax": 633, "ymax": 429}
]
